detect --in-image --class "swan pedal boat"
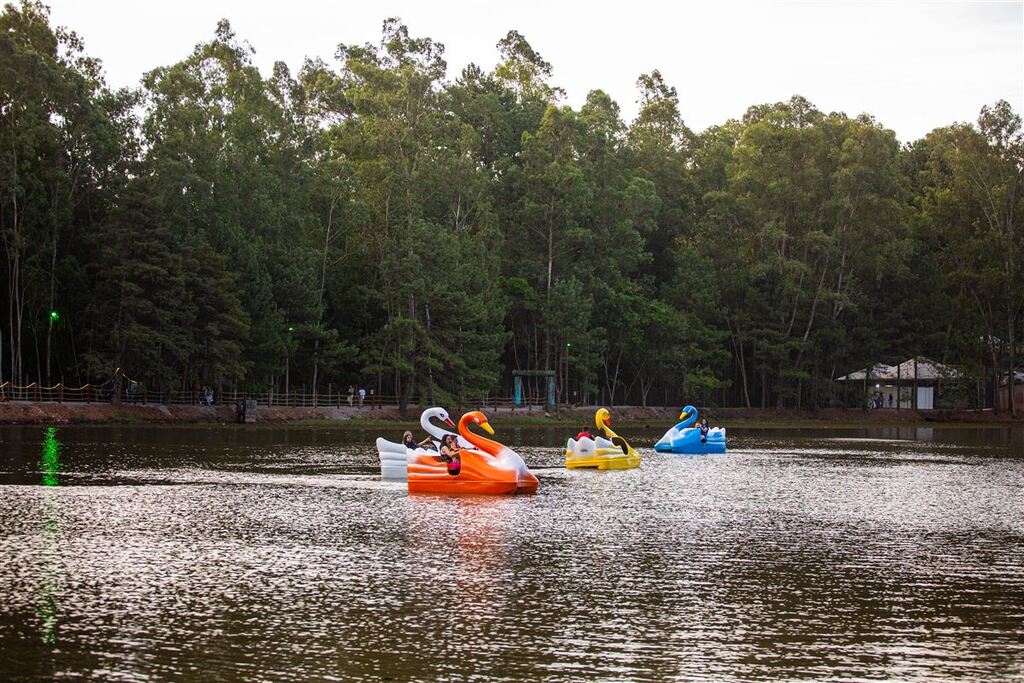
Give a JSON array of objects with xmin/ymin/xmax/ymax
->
[
  {"xmin": 378, "ymin": 409, "xmax": 538, "ymax": 495},
  {"xmin": 654, "ymin": 404, "xmax": 727, "ymax": 455},
  {"xmin": 565, "ymin": 408, "xmax": 640, "ymax": 470},
  {"xmin": 376, "ymin": 407, "xmax": 469, "ymax": 480}
]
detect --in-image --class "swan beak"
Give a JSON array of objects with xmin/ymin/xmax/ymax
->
[
  {"xmin": 444, "ymin": 417, "xmax": 456, "ymax": 429},
  {"xmin": 679, "ymin": 412, "xmax": 688, "ymax": 420},
  {"xmin": 481, "ymin": 421, "xmax": 495, "ymax": 435}
]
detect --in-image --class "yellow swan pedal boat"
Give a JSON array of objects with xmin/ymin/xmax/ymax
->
[{"xmin": 565, "ymin": 408, "xmax": 641, "ymax": 470}]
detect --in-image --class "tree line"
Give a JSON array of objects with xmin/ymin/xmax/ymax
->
[{"xmin": 2, "ymin": 2, "xmax": 1021, "ymax": 414}]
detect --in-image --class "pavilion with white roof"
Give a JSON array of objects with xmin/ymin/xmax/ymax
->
[{"xmin": 834, "ymin": 357, "xmax": 960, "ymax": 410}]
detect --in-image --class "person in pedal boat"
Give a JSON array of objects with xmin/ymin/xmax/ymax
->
[
  {"xmin": 439, "ymin": 434, "xmax": 461, "ymax": 476},
  {"xmin": 403, "ymin": 430, "xmax": 435, "ymax": 450}
]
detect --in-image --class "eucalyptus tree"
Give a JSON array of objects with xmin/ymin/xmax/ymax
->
[
  {"xmin": 912, "ymin": 101, "xmax": 1024, "ymax": 415},
  {"xmin": 140, "ymin": 20, "xmax": 324, "ymax": 390},
  {"xmin": 693, "ymin": 97, "xmax": 909, "ymax": 407},
  {"xmin": 625, "ymin": 70, "xmax": 695, "ymax": 283},
  {"xmin": 331, "ymin": 19, "xmax": 507, "ymax": 413},
  {"xmin": 0, "ymin": 0, "xmax": 135, "ymax": 385}
]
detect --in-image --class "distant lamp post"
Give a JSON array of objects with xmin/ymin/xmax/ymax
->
[
  {"xmin": 46, "ymin": 310, "xmax": 60, "ymax": 384},
  {"xmin": 565, "ymin": 342, "xmax": 572, "ymax": 404},
  {"xmin": 285, "ymin": 325, "xmax": 295, "ymax": 398}
]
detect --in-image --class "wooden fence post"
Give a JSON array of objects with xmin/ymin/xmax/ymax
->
[{"xmin": 57, "ymin": 384, "xmax": 63, "ymax": 403}]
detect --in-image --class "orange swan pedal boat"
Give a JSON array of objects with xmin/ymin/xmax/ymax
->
[{"xmin": 406, "ymin": 410, "xmax": 539, "ymax": 495}]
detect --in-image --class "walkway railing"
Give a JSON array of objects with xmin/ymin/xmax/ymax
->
[{"xmin": 0, "ymin": 381, "xmax": 553, "ymax": 411}]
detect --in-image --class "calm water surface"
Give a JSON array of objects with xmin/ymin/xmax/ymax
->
[{"xmin": 1, "ymin": 423, "xmax": 1022, "ymax": 681}]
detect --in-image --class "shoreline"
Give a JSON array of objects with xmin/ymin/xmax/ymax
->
[{"xmin": 0, "ymin": 401, "xmax": 1019, "ymax": 429}]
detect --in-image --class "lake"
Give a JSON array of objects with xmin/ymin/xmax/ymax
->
[{"xmin": 1, "ymin": 423, "xmax": 1022, "ymax": 680}]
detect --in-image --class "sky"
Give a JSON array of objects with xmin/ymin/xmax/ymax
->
[{"xmin": 43, "ymin": 0, "xmax": 1024, "ymax": 143}]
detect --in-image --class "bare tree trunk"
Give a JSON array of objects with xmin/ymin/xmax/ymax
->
[
  {"xmin": 1009, "ymin": 313, "xmax": 1017, "ymax": 418},
  {"xmin": 544, "ymin": 217, "xmax": 554, "ymax": 372},
  {"xmin": 45, "ymin": 239, "xmax": 56, "ymax": 384},
  {"xmin": 728, "ymin": 318, "xmax": 752, "ymax": 408}
]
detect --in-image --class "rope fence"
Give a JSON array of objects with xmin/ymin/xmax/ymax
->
[{"xmin": 0, "ymin": 379, "xmax": 553, "ymax": 412}]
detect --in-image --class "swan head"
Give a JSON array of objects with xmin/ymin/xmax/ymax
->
[
  {"xmin": 595, "ymin": 407, "xmax": 612, "ymax": 429},
  {"xmin": 424, "ymin": 406, "xmax": 456, "ymax": 429},
  {"xmin": 679, "ymin": 404, "xmax": 697, "ymax": 421},
  {"xmin": 436, "ymin": 408, "xmax": 456, "ymax": 429},
  {"xmin": 464, "ymin": 410, "xmax": 495, "ymax": 435}
]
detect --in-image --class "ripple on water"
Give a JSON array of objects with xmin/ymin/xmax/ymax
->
[{"xmin": 0, "ymin": 427, "xmax": 1022, "ymax": 681}]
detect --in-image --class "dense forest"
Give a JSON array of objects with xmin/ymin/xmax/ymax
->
[{"xmin": 1, "ymin": 2, "xmax": 1021, "ymax": 413}]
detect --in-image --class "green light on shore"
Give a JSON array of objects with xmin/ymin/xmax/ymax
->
[
  {"xmin": 49, "ymin": 310, "xmax": 59, "ymax": 321},
  {"xmin": 288, "ymin": 326, "xmax": 294, "ymax": 333}
]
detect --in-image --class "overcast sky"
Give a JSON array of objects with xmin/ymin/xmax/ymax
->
[{"xmin": 44, "ymin": 0, "xmax": 1023, "ymax": 143}]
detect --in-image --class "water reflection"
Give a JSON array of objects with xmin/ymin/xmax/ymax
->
[
  {"xmin": 40, "ymin": 427, "xmax": 60, "ymax": 487},
  {"xmin": 35, "ymin": 498, "xmax": 60, "ymax": 647},
  {"xmin": 0, "ymin": 424, "xmax": 1021, "ymax": 680},
  {"xmin": 36, "ymin": 426, "xmax": 63, "ymax": 647}
]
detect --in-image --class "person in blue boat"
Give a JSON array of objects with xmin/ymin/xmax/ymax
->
[{"xmin": 656, "ymin": 404, "xmax": 727, "ymax": 454}]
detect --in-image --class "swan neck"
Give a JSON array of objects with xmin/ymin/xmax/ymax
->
[
  {"xmin": 458, "ymin": 414, "xmax": 502, "ymax": 455},
  {"xmin": 421, "ymin": 410, "xmax": 454, "ymax": 441},
  {"xmin": 678, "ymin": 408, "xmax": 698, "ymax": 429}
]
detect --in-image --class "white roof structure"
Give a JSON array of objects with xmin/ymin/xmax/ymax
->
[{"xmin": 835, "ymin": 357, "xmax": 960, "ymax": 382}]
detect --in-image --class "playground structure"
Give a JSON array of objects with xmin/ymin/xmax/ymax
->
[{"xmin": 512, "ymin": 370, "xmax": 556, "ymax": 409}]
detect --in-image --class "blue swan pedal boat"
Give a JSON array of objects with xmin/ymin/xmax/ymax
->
[{"xmin": 654, "ymin": 405, "xmax": 727, "ymax": 454}]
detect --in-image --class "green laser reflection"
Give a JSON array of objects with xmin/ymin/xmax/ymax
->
[
  {"xmin": 41, "ymin": 426, "xmax": 60, "ymax": 487},
  {"xmin": 37, "ymin": 501, "xmax": 60, "ymax": 646},
  {"xmin": 36, "ymin": 426, "xmax": 63, "ymax": 645}
]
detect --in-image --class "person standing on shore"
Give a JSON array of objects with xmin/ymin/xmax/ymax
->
[
  {"xmin": 358, "ymin": 386, "xmax": 366, "ymax": 407},
  {"xmin": 347, "ymin": 385, "xmax": 354, "ymax": 406}
]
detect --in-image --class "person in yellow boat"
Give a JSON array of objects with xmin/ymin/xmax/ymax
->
[{"xmin": 576, "ymin": 426, "xmax": 592, "ymax": 440}]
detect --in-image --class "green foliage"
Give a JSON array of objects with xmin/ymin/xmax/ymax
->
[{"xmin": 1, "ymin": 6, "xmax": 1019, "ymax": 413}]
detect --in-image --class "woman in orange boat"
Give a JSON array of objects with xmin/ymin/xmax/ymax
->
[{"xmin": 439, "ymin": 434, "xmax": 461, "ymax": 476}]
